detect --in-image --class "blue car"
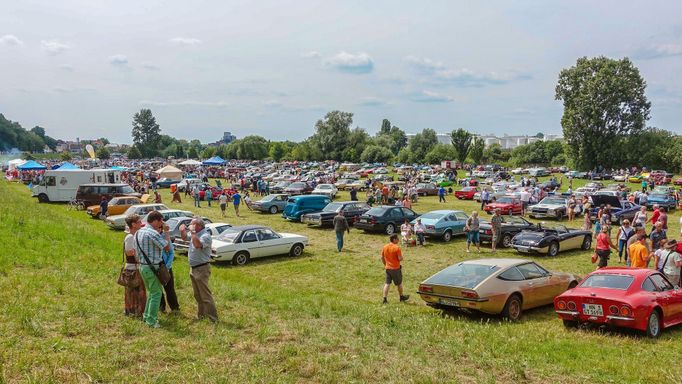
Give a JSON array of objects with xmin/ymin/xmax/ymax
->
[
  {"xmin": 282, "ymin": 195, "xmax": 331, "ymax": 222},
  {"xmin": 646, "ymin": 193, "xmax": 677, "ymax": 210},
  {"xmin": 589, "ymin": 195, "xmax": 640, "ymax": 224},
  {"xmin": 411, "ymin": 209, "xmax": 469, "ymax": 242}
]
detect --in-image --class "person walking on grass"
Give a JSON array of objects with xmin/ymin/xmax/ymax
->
[
  {"xmin": 438, "ymin": 186, "xmax": 446, "ymax": 203},
  {"xmin": 205, "ymin": 188, "xmax": 212, "ymax": 207},
  {"xmin": 232, "ymin": 191, "xmax": 242, "ymax": 217},
  {"xmin": 490, "ymin": 209, "xmax": 502, "ymax": 253},
  {"xmin": 595, "ymin": 226, "xmax": 618, "ymax": 269},
  {"xmin": 135, "ymin": 211, "xmax": 170, "ymax": 328},
  {"xmin": 192, "ymin": 185, "xmax": 201, "ymax": 208},
  {"xmin": 465, "ymin": 211, "xmax": 481, "ymax": 253},
  {"xmin": 123, "ymin": 214, "xmax": 146, "ymax": 318},
  {"xmin": 381, "ymin": 234, "xmax": 409, "ymax": 304},
  {"xmin": 629, "ymin": 235, "xmax": 651, "ymax": 269},
  {"xmin": 219, "ymin": 192, "xmax": 228, "ymax": 218},
  {"xmin": 333, "ymin": 209, "xmax": 350, "ymax": 252},
  {"xmin": 616, "ymin": 219, "xmax": 634, "ymax": 264},
  {"xmin": 180, "ymin": 218, "xmax": 218, "ymax": 322}
]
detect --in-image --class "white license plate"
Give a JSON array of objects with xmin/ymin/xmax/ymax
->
[
  {"xmin": 439, "ymin": 298, "xmax": 460, "ymax": 307},
  {"xmin": 582, "ymin": 304, "xmax": 603, "ymax": 316},
  {"xmin": 359, "ymin": 219, "xmax": 367, "ymax": 223},
  {"xmin": 517, "ymin": 246, "xmax": 530, "ymax": 253}
]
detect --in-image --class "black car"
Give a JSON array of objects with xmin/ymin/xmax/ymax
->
[
  {"xmin": 270, "ymin": 181, "xmax": 292, "ymax": 193},
  {"xmin": 539, "ymin": 179, "xmax": 561, "ymax": 191},
  {"xmin": 510, "ymin": 223, "xmax": 593, "ymax": 257},
  {"xmin": 354, "ymin": 206, "xmax": 419, "ymax": 235},
  {"xmin": 300, "ymin": 201, "xmax": 371, "ymax": 227},
  {"xmin": 155, "ymin": 178, "xmax": 182, "ymax": 188},
  {"xmin": 479, "ymin": 216, "xmax": 535, "ymax": 247}
]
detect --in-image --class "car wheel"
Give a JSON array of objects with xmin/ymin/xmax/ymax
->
[
  {"xmin": 232, "ymin": 251, "xmax": 250, "ymax": 266},
  {"xmin": 290, "ymin": 243, "xmax": 304, "ymax": 257},
  {"xmin": 581, "ymin": 236, "xmax": 592, "ymax": 250},
  {"xmin": 38, "ymin": 193, "xmax": 49, "ymax": 203},
  {"xmin": 646, "ymin": 309, "xmax": 662, "ymax": 338},
  {"xmin": 443, "ymin": 230, "xmax": 452, "ymax": 242},
  {"xmin": 562, "ymin": 319, "xmax": 579, "ymax": 329},
  {"xmin": 502, "ymin": 294, "xmax": 522, "ymax": 321},
  {"xmin": 501, "ymin": 233, "xmax": 513, "ymax": 248},
  {"xmin": 548, "ymin": 241, "xmax": 559, "ymax": 256},
  {"xmin": 385, "ymin": 223, "xmax": 396, "ymax": 235},
  {"xmin": 269, "ymin": 205, "xmax": 278, "ymax": 214}
]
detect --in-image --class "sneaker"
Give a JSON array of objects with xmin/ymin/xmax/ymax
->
[
  {"xmin": 382, "ymin": 298, "xmax": 388, "ymax": 304},
  {"xmin": 399, "ymin": 295, "xmax": 410, "ymax": 302},
  {"xmin": 466, "ymin": 249, "xmax": 470, "ymax": 253},
  {"xmin": 149, "ymin": 322, "xmax": 161, "ymax": 329}
]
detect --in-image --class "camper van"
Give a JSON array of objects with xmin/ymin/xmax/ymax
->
[{"xmin": 32, "ymin": 169, "xmax": 123, "ymax": 203}]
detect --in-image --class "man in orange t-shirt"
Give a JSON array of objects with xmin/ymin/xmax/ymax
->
[
  {"xmin": 381, "ymin": 234, "xmax": 409, "ymax": 304},
  {"xmin": 629, "ymin": 235, "xmax": 651, "ymax": 268}
]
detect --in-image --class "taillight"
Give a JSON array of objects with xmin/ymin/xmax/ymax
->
[
  {"xmin": 485, "ymin": 229, "xmax": 492, "ymax": 235},
  {"xmin": 419, "ymin": 285, "xmax": 433, "ymax": 293},
  {"xmin": 426, "ymin": 225, "xmax": 435, "ymax": 230},
  {"xmin": 620, "ymin": 306, "xmax": 633, "ymax": 317},
  {"xmin": 609, "ymin": 305, "xmax": 619, "ymax": 315},
  {"xmin": 370, "ymin": 217, "xmax": 376, "ymax": 224},
  {"xmin": 557, "ymin": 301, "xmax": 566, "ymax": 310},
  {"xmin": 461, "ymin": 290, "xmax": 478, "ymax": 299},
  {"xmin": 567, "ymin": 301, "xmax": 576, "ymax": 311}
]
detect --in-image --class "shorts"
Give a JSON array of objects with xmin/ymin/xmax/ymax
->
[
  {"xmin": 385, "ymin": 268, "xmax": 403, "ymax": 286},
  {"xmin": 220, "ymin": 203, "xmax": 226, "ymax": 211},
  {"xmin": 467, "ymin": 230, "xmax": 480, "ymax": 244},
  {"xmin": 491, "ymin": 230, "xmax": 500, "ymax": 243},
  {"xmin": 596, "ymin": 249, "xmax": 610, "ymax": 268}
]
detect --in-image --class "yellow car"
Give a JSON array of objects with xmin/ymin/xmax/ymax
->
[
  {"xmin": 417, "ymin": 258, "xmax": 579, "ymax": 321},
  {"xmin": 86, "ymin": 194, "xmax": 149, "ymax": 218}
]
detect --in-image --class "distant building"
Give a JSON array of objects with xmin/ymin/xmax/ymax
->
[
  {"xmin": 208, "ymin": 131, "xmax": 237, "ymax": 147},
  {"xmin": 406, "ymin": 132, "xmax": 563, "ymax": 150}
]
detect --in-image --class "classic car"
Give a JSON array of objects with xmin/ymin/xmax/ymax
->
[
  {"xmin": 105, "ymin": 203, "xmax": 169, "ymax": 230},
  {"xmin": 354, "ymin": 206, "xmax": 419, "ymax": 235},
  {"xmin": 211, "ymin": 225, "xmax": 308, "ymax": 265},
  {"xmin": 455, "ymin": 186, "xmax": 478, "ymax": 200},
  {"xmin": 196, "ymin": 183, "xmax": 224, "ymax": 200},
  {"xmin": 410, "ymin": 210, "xmax": 469, "ymax": 242},
  {"xmin": 652, "ymin": 185, "xmax": 675, "ymax": 196},
  {"xmin": 554, "ymin": 268, "xmax": 682, "ymax": 338},
  {"xmin": 311, "ymin": 183, "xmax": 338, "ymax": 198},
  {"xmin": 646, "ymin": 193, "xmax": 677, "ymax": 210},
  {"xmin": 483, "ymin": 196, "xmax": 524, "ymax": 216},
  {"xmin": 511, "ymin": 168, "xmax": 527, "ymax": 175},
  {"xmin": 155, "ymin": 177, "xmax": 182, "ymax": 188},
  {"xmin": 173, "ymin": 222, "xmax": 232, "ymax": 252},
  {"xmin": 415, "ymin": 182, "xmax": 439, "ymax": 196},
  {"xmin": 284, "ymin": 182, "xmax": 313, "ymax": 196},
  {"xmin": 628, "ymin": 174, "xmax": 645, "ymax": 183},
  {"xmin": 528, "ymin": 196, "xmax": 569, "ymax": 219},
  {"xmin": 252, "ymin": 194, "xmax": 289, "ymax": 214},
  {"xmin": 176, "ymin": 178, "xmax": 202, "ymax": 192},
  {"xmin": 479, "ymin": 216, "xmax": 536, "ymax": 247},
  {"xmin": 301, "ymin": 201, "xmax": 370, "ymax": 227},
  {"xmin": 418, "ymin": 258, "xmax": 579, "ymax": 321},
  {"xmin": 539, "ymin": 179, "xmax": 561, "ymax": 191},
  {"xmin": 270, "ymin": 181, "xmax": 292, "ymax": 194},
  {"xmin": 334, "ymin": 179, "xmax": 353, "ymax": 190},
  {"xmin": 565, "ymin": 170, "xmax": 588, "ymax": 179},
  {"xmin": 166, "ymin": 216, "xmax": 213, "ymax": 243},
  {"xmin": 510, "ymin": 223, "xmax": 592, "ymax": 256},
  {"xmin": 86, "ymin": 195, "xmax": 148, "ymax": 218},
  {"xmin": 589, "ymin": 195, "xmax": 641, "ymax": 224},
  {"xmin": 612, "ymin": 174, "xmax": 628, "ymax": 182},
  {"xmin": 141, "ymin": 209, "xmax": 194, "ymax": 227},
  {"xmin": 346, "ymin": 180, "xmax": 366, "ymax": 191},
  {"xmin": 674, "ymin": 177, "xmax": 682, "ymax": 186}
]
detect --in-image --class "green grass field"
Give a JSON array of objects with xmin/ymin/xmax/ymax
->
[{"xmin": 1, "ymin": 175, "xmax": 680, "ymax": 383}]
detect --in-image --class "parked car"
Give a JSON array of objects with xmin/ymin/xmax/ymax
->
[
  {"xmin": 483, "ymin": 196, "xmax": 524, "ymax": 216},
  {"xmin": 511, "ymin": 168, "xmax": 527, "ymax": 175},
  {"xmin": 282, "ymin": 195, "xmax": 332, "ymax": 222},
  {"xmin": 613, "ymin": 174, "xmax": 628, "ymax": 182},
  {"xmin": 346, "ymin": 180, "xmax": 366, "ymax": 191},
  {"xmin": 155, "ymin": 178, "xmax": 181, "ymax": 188},
  {"xmin": 674, "ymin": 177, "xmax": 682, "ymax": 186},
  {"xmin": 539, "ymin": 179, "xmax": 561, "ymax": 191},
  {"xmin": 455, "ymin": 186, "xmax": 479, "ymax": 200},
  {"xmin": 105, "ymin": 203, "xmax": 169, "ymax": 230},
  {"xmin": 589, "ymin": 195, "xmax": 641, "ymax": 224},
  {"xmin": 645, "ymin": 193, "xmax": 677, "ymax": 210},
  {"xmin": 252, "ymin": 194, "xmax": 289, "ymax": 214},
  {"xmin": 418, "ymin": 258, "xmax": 579, "ymax": 321},
  {"xmin": 510, "ymin": 223, "xmax": 592, "ymax": 256},
  {"xmin": 284, "ymin": 182, "xmax": 313, "ymax": 196},
  {"xmin": 354, "ymin": 206, "xmax": 419, "ymax": 235},
  {"xmin": 528, "ymin": 168, "xmax": 550, "ymax": 177},
  {"xmin": 334, "ymin": 179, "xmax": 353, "ymax": 190},
  {"xmin": 174, "ymin": 222, "xmax": 231, "ymax": 252},
  {"xmin": 211, "ymin": 225, "xmax": 308, "ymax": 265},
  {"xmin": 415, "ymin": 182, "xmax": 439, "ymax": 196},
  {"xmin": 479, "ymin": 215, "xmax": 535, "ymax": 248},
  {"xmin": 528, "ymin": 196, "xmax": 570, "ymax": 219},
  {"xmin": 301, "ymin": 201, "xmax": 371, "ymax": 227},
  {"xmin": 311, "ymin": 183, "xmax": 338, "ymax": 198},
  {"xmin": 270, "ymin": 181, "xmax": 292, "ymax": 194},
  {"xmin": 76, "ymin": 183, "xmax": 142, "ymax": 207},
  {"xmin": 554, "ymin": 268, "xmax": 682, "ymax": 338},
  {"xmin": 166, "ymin": 216, "xmax": 213, "ymax": 243},
  {"xmin": 176, "ymin": 178, "xmax": 202, "ymax": 192},
  {"xmin": 86, "ymin": 195, "xmax": 148, "ymax": 218},
  {"xmin": 410, "ymin": 210, "xmax": 468, "ymax": 242},
  {"xmin": 141, "ymin": 209, "xmax": 194, "ymax": 228}
]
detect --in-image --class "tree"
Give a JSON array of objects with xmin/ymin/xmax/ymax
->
[
  {"xmin": 175, "ymin": 144, "xmax": 185, "ymax": 159},
  {"xmin": 269, "ymin": 142, "xmax": 287, "ymax": 161},
  {"xmin": 233, "ymin": 136, "xmax": 269, "ymax": 160},
  {"xmin": 360, "ymin": 145, "xmax": 393, "ymax": 163},
  {"xmin": 131, "ymin": 108, "xmax": 161, "ymax": 158},
  {"xmin": 60, "ymin": 151, "xmax": 72, "ymax": 161},
  {"xmin": 98, "ymin": 137, "xmax": 110, "ymax": 146},
  {"xmin": 187, "ymin": 146, "xmax": 199, "ymax": 159},
  {"xmin": 127, "ymin": 145, "xmax": 142, "ymax": 159},
  {"xmin": 450, "ymin": 128, "xmax": 472, "ymax": 164},
  {"xmin": 555, "ymin": 56, "xmax": 651, "ymax": 170},
  {"xmin": 342, "ymin": 128, "xmax": 372, "ymax": 162},
  {"xmin": 96, "ymin": 146, "xmax": 111, "ymax": 159},
  {"xmin": 408, "ymin": 128, "xmax": 438, "ymax": 161},
  {"xmin": 201, "ymin": 147, "xmax": 216, "ymax": 159},
  {"xmin": 380, "ymin": 119, "xmax": 391, "ymax": 135},
  {"xmin": 469, "ymin": 137, "xmax": 485, "ymax": 165},
  {"xmin": 310, "ymin": 111, "xmax": 353, "ymax": 161},
  {"xmin": 425, "ymin": 144, "xmax": 457, "ymax": 164}
]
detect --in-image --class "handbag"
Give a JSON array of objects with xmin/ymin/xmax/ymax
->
[
  {"xmin": 136, "ymin": 233, "xmax": 171, "ymax": 286},
  {"xmin": 591, "ymin": 253, "xmax": 598, "ymax": 264},
  {"xmin": 117, "ymin": 245, "xmax": 142, "ymax": 288}
]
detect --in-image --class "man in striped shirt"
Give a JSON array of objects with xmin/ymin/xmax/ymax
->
[{"xmin": 135, "ymin": 210, "xmax": 170, "ymax": 328}]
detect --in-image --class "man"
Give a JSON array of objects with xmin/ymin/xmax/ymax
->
[
  {"xmin": 649, "ymin": 204, "xmax": 660, "ymax": 228},
  {"xmin": 519, "ymin": 188, "xmax": 531, "ymax": 216},
  {"xmin": 480, "ymin": 189, "xmax": 490, "ymax": 210},
  {"xmin": 628, "ymin": 235, "xmax": 651, "ymax": 268},
  {"xmin": 490, "ymin": 209, "xmax": 503, "ymax": 253},
  {"xmin": 135, "ymin": 210, "xmax": 170, "ymax": 328},
  {"xmin": 413, "ymin": 218, "xmax": 426, "ymax": 246},
  {"xmin": 192, "ymin": 185, "xmax": 201, "ymax": 208},
  {"xmin": 649, "ymin": 221, "xmax": 667, "ymax": 253},
  {"xmin": 232, "ymin": 191, "xmax": 242, "ymax": 217},
  {"xmin": 99, "ymin": 196, "xmax": 108, "ymax": 219},
  {"xmin": 219, "ymin": 192, "xmax": 228, "ymax": 218},
  {"xmin": 438, "ymin": 186, "xmax": 446, "ymax": 203},
  {"xmin": 381, "ymin": 234, "xmax": 409, "ymax": 304},
  {"xmin": 333, "ymin": 209, "xmax": 350, "ymax": 252},
  {"xmin": 180, "ymin": 218, "xmax": 218, "ymax": 322},
  {"xmin": 349, "ymin": 186, "xmax": 358, "ymax": 201},
  {"xmin": 658, "ymin": 207, "xmax": 668, "ymax": 230}
]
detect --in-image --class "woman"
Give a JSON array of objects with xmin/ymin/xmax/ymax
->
[
  {"xmin": 582, "ymin": 211, "xmax": 592, "ymax": 231},
  {"xmin": 123, "ymin": 214, "xmax": 146, "ymax": 317},
  {"xmin": 660, "ymin": 240, "xmax": 682, "ymax": 285},
  {"xmin": 400, "ymin": 219, "xmax": 413, "ymax": 245},
  {"xmin": 465, "ymin": 211, "xmax": 481, "ymax": 253},
  {"xmin": 593, "ymin": 206, "xmax": 603, "ymax": 238},
  {"xmin": 632, "ymin": 206, "xmax": 647, "ymax": 228},
  {"xmin": 615, "ymin": 219, "xmax": 634, "ymax": 263},
  {"xmin": 567, "ymin": 195, "xmax": 576, "ymax": 221},
  {"xmin": 595, "ymin": 227, "xmax": 618, "ymax": 269}
]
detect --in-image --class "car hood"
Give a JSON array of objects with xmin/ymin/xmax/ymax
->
[
  {"xmin": 107, "ymin": 214, "xmax": 127, "ymax": 222},
  {"xmin": 279, "ymin": 233, "xmax": 308, "ymax": 241},
  {"xmin": 486, "ymin": 203, "xmax": 512, "ymax": 209},
  {"xmin": 532, "ymin": 203, "xmax": 564, "ymax": 209},
  {"xmin": 590, "ymin": 195, "xmax": 622, "ymax": 209}
]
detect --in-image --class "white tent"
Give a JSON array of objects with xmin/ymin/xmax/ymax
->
[
  {"xmin": 156, "ymin": 165, "xmax": 183, "ymax": 179},
  {"xmin": 178, "ymin": 159, "xmax": 201, "ymax": 166},
  {"xmin": 7, "ymin": 159, "xmax": 25, "ymax": 171}
]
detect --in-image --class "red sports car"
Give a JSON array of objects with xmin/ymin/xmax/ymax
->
[
  {"xmin": 483, "ymin": 196, "xmax": 523, "ymax": 215},
  {"xmin": 554, "ymin": 268, "xmax": 682, "ymax": 338},
  {"xmin": 455, "ymin": 186, "xmax": 478, "ymax": 200}
]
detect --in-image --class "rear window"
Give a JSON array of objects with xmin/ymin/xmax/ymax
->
[
  {"xmin": 365, "ymin": 207, "xmax": 387, "ymax": 216},
  {"xmin": 323, "ymin": 203, "xmax": 343, "ymax": 212},
  {"xmin": 580, "ymin": 274, "xmax": 634, "ymax": 290},
  {"xmin": 425, "ymin": 263, "xmax": 500, "ymax": 289},
  {"xmin": 420, "ymin": 212, "xmax": 445, "ymax": 220}
]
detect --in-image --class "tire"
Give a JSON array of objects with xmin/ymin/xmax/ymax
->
[
  {"xmin": 563, "ymin": 319, "xmax": 579, "ymax": 329},
  {"xmin": 38, "ymin": 194, "xmax": 49, "ymax": 203},
  {"xmin": 269, "ymin": 205, "xmax": 278, "ymax": 214},
  {"xmin": 501, "ymin": 233, "xmax": 513, "ymax": 248},
  {"xmin": 645, "ymin": 309, "xmax": 662, "ymax": 338},
  {"xmin": 581, "ymin": 236, "xmax": 592, "ymax": 250},
  {"xmin": 443, "ymin": 230, "xmax": 452, "ymax": 242},
  {"xmin": 548, "ymin": 241, "xmax": 559, "ymax": 256},
  {"xmin": 385, "ymin": 223, "xmax": 396, "ymax": 235},
  {"xmin": 290, "ymin": 243, "xmax": 304, "ymax": 257},
  {"xmin": 502, "ymin": 294, "xmax": 523, "ymax": 321},
  {"xmin": 232, "ymin": 251, "xmax": 250, "ymax": 266}
]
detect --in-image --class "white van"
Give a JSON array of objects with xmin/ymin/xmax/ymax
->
[{"xmin": 32, "ymin": 169, "xmax": 123, "ymax": 203}]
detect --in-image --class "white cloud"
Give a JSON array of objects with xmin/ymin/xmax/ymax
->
[
  {"xmin": 357, "ymin": 97, "xmax": 389, "ymax": 107},
  {"xmin": 109, "ymin": 54, "xmax": 128, "ymax": 66},
  {"xmin": 635, "ymin": 43, "xmax": 682, "ymax": 59},
  {"xmin": 141, "ymin": 62, "xmax": 160, "ymax": 71},
  {"xmin": 0, "ymin": 34, "xmax": 23, "ymax": 46},
  {"xmin": 324, "ymin": 51, "xmax": 374, "ymax": 74},
  {"xmin": 404, "ymin": 56, "xmax": 445, "ymax": 72},
  {"xmin": 301, "ymin": 51, "xmax": 321, "ymax": 59},
  {"xmin": 263, "ymin": 100, "xmax": 283, "ymax": 108},
  {"xmin": 41, "ymin": 40, "xmax": 70, "ymax": 55},
  {"xmin": 139, "ymin": 100, "xmax": 229, "ymax": 107},
  {"xmin": 404, "ymin": 56, "xmax": 530, "ymax": 87},
  {"xmin": 169, "ymin": 37, "xmax": 202, "ymax": 45},
  {"xmin": 410, "ymin": 90, "xmax": 454, "ymax": 103}
]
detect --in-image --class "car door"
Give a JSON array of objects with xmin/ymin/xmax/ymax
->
[
  {"xmin": 256, "ymin": 228, "xmax": 286, "ymax": 256},
  {"xmin": 516, "ymin": 263, "xmax": 552, "ymax": 308},
  {"xmin": 452, "ymin": 212, "xmax": 469, "ymax": 234},
  {"xmin": 401, "ymin": 208, "xmax": 417, "ymax": 221},
  {"xmin": 650, "ymin": 273, "xmax": 682, "ymax": 322},
  {"xmin": 240, "ymin": 230, "xmax": 261, "ymax": 258}
]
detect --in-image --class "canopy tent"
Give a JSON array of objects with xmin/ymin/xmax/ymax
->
[
  {"xmin": 54, "ymin": 162, "xmax": 80, "ymax": 170},
  {"xmin": 7, "ymin": 159, "xmax": 25, "ymax": 171},
  {"xmin": 156, "ymin": 165, "xmax": 183, "ymax": 180},
  {"xmin": 202, "ymin": 156, "xmax": 226, "ymax": 165},
  {"xmin": 109, "ymin": 166, "xmax": 127, "ymax": 171},
  {"xmin": 178, "ymin": 159, "xmax": 201, "ymax": 166},
  {"xmin": 17, "ymin": 160, "xmax": 46, "ymax": 170}
]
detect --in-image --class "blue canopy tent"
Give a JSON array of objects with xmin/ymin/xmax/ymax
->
[
  {"xmin": 54, "ymin": 162, "xmax": 80, "ymax": 170},
  {"xmin": 17, "ymin": 160, "xmax": 47, "ymax": 170},
  {"xmin": 202, "ymin": 156, "xmax": 226, "ymax": 165},
  {"xmin": 109, "ymin": 166, "xmax": 127, "ymax": 171}
]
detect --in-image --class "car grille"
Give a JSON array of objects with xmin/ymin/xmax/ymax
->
[{"xmin": 532, "ymin": 208, "xmax": 548, "ymax": 214}]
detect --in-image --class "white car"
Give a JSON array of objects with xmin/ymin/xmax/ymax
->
[
  {"xmin": 141, "ymin": 209, "xmax": 194, "ymax": 226},
  {"xmin": 176, "ymin": 178, "xmax": 202, "ymax": 192},
  {"xmin": 312, "ymin": 183, "xmax": 338, "ymax": 198},
  {"xmin": 511, "ymin": 168, "xmax": 527, "ymax": 175},
  {"xmin": 105, "ymin": 203, "xmax": 169, "ymax": 230},
  {"xmin": 613, "ymin": 174, "xmax": 628, "ymax": 182},
  {"xmin": 211, "ymin": 225, "xmax": 309, "ymax": 265},
  {"xmin": 173, "ymin": 222, "xmax": 232, "ymax": 252},
  {"xmin": 334, "ymin": 179, "xmax": 353, "ymax": 190}
]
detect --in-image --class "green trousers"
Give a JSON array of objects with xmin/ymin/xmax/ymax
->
[{"xmin": 140, "ymin": 266, "xmax": 162, "ymax": 326}]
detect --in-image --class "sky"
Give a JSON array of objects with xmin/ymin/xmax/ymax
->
[{"xmin": 1, "ymin": 0, "xmax": 682, "ymax": 144}]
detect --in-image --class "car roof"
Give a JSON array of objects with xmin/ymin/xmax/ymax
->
[
  {"xmin": 425, "ymin": 210, "xmax": 463, "ymax": 215},
  {"xmin": 590, "ymin": 267, "xmax": 651, "ymax": 277},
  {"xmin": 229, "ymin": 225, "xmax": 269, "ymax": 231},
  {"xmin": 133, "ymin": 203, "xmax": 166, "ymax": 207},
  {"xmin": 461, "ymin": 258, "xmax": 534, "ymax": 268}
]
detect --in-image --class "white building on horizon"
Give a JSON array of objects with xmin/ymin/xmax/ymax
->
[{"xmin": 406, "ymin": 132, "xmax": 563, "ymax": 150}]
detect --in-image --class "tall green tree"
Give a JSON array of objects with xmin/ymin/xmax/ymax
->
[
  {"xmin": 469, "ymin": 137, "xmax": 485, "ymax": 165},
  {"xmin": 360, "ymin": 145, "xmax": 393, "ymax": 163},
  {"xmin": 380, "ymin": 119, "xmax": 391, "ymax": 135},
  {"xmin": 96, "ymin": 146, "xmax": 111, "ymax": 159},
  {"xmin": 450, "ymin": 128, "xmax": 472, "ymax": 164},
  {"xmin": 187, "ymin": 146, "xmax": 199, "ymax": 159},
  {"xmin": 408, "ymin": 128, "xmax": 438, "ymax": 161},
  {"xmin": 310, "ymin": 111, "xmax": 353, "ymax": 161},
  {"xmin": 342, "ymin": 128, "xmax": 372, "ymax": 163},
  {"xmin": 127, "ymin": 145, "xmax": 143, "ymax": 159},
  {"xmin": 425, "ymin": 144, "xmax": 457, "ymax": 164},
  {"xmin": 269, "ymin": 142, "xmax": 287, "ymax": 162},
  {"xmin": 131, "ymin": 108, "xmax": 161, "ymax": 158},
  {"xmin": 555, "ymin": 56, "xmax": 651, "ymax": 170}
]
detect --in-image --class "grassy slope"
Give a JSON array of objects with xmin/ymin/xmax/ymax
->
[{"xmin": 0, "ymin": 175, "xmax": 679, "ymax": 383}]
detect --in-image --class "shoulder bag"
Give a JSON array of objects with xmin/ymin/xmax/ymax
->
[
  {"xmin": 659, "ymin": 251, "xmax": 673, "ymax": 273},
  {"xmin": 136, "ymin": 232, "xmax": 171, "ymax": 286},
  {"xmin": 117, "ymin": 244, "xmax": 142, "ymax": 288}
]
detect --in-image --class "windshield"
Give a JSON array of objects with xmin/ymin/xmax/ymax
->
[
  {"xmin": 317, "ymin": 185, "xmax": 332, "ymax": 189},
  {"xmin": 323, "ymin": 203, "xmax": 343, "ymax": 212},
  {"xmin": 580, "ymin": 274, "xmax": 634, "ymax": 290},
  {"xmin": 420, "ymin": 212, "xmax": 445, "ymax": 220},
  {"xmin": 124, "ymin": 206, "xmax": 137, "ymax": 215},
  {"xmin": 497, "ymin": 197, "xmax": 513, "ymax": 204},
  {"xmin": 289, "ymin": 182, "xmax": 305, "ymax": 188},
  {"xmin": 426, "ymin": 263, "xmax": 500, "ymax": 289},
  {"xmin": 120, "ymin": 185, "xmax": 135, "ymax": 194},
  {"xmin": 216, "ymin": 228, "xmax": 241, "ymax": 243},
  {"xmin": 540, "ymin": 197, "xmax": 565, "ymax": 205}
]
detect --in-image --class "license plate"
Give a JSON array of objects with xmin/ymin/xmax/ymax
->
[
  {"xmin": 517, "ymin": 246, "xmax": 530, "ymax": 253},
  {"xmin": 359, "ymin": 219, "xmax": 367, "ymax": 223},
  {"xmin": 582, "ymin": 304, "xmax": 603, "ymax": 316},
  {"xmin": 439, "ymin": 298, "xmax": 460, "ymax": 307}
]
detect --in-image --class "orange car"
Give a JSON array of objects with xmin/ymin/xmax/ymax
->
[{"xmin": 86, "ymin": 195, "xmax": 149, "ymax": 218}]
